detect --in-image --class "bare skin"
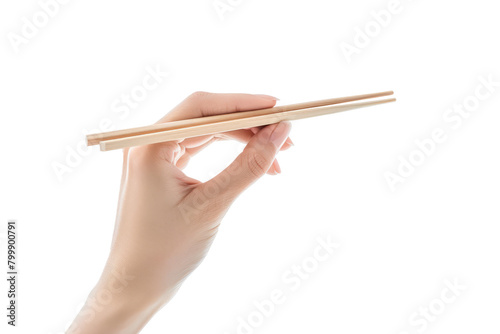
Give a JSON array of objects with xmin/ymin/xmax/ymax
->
[{"xmin": 68, "ymin": 92, "xmax": 293, "ymax": 333}]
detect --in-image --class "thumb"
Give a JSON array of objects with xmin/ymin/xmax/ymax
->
[{"xmin": 200, "ymin": 121, "xmax": 292, "ymax": 203}]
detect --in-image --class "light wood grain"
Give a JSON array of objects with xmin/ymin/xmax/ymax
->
[
  {"xmin": 99, "ymin": 98, "xmax": 396, "ymax": 151},
  {"xmin": 87, "ymin": 91, "xmax": 393, "ymax": 146}
]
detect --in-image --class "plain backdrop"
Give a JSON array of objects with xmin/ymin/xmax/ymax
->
[{"xmin": 1, "ymin": 0, "xmax": 499, "ymax": 333}]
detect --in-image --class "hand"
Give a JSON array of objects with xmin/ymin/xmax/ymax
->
[{"xmin": 68, "ymin": 92, "xmax": 293, "ymax": 333}]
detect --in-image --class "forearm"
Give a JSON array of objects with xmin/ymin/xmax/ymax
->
[
  {"xmin": 67, "ymin": 264, "xmax": 176, "ymax": 334},
  {"xmin": 67, "ymin": 282, "xmax": 156, "ymax": 334}
]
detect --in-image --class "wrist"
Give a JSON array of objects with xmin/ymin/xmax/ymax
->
[
  {"xmin": 68, "ymin": 261, "xmax": 182, "ymax": 334},
  {"xmin": 68, "ymin": 266, "xmax": 160, "ymax": 334},
  {"xmin": 68, "ymin": 284, "xmax": 159, "ymax": 334}
]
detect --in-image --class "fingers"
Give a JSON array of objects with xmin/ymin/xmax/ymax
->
[
  {"xmin": 179, "ymin": 129, "xmax": 291, "ymax": 174},
  {"xmin": 158, "ymin": 92, "xmax": 279, "ymax": 123},
  {"xmin": 180, "ymin": 129, "xmax": 253, "ymax": 149},
  {"xmin": 197, "ymin": 121, "xmax": 292, "ymax": 203},
  {"xmin": 182, "ymin": 129, "xmax": 293, "ymax": 152},
  {"xmin": 270, "ymin": 159, "xmax": 281, "ymax": 175},
  {"xmin": 149, "ymin": 92, "xmax": 279, "ymax": 162}
]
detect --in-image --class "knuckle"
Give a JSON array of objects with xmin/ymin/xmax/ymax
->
[
  {"xmin": 187, "ymin": 91, "xmax": 210, "ymax": 102},
  {"xmin": 246, "ymin": 151, "xmax": 268, "ymax": 178},
  {"xmin": 126, "ymin": 142, "xmax": 181, "ymax": 171},
  {"xmin": 126, "ymin": 147, "xmax": 148, "ymax": 169},
  {"xmin": 126, "ymin": 146, "xmax": 161, "ymax": 171},
  {"xmin": 127, "ymin": 146, "xmax": 145, "ymax": 161}
]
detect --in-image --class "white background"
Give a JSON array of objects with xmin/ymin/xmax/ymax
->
[{"xmin": 1, "ymin": 0, "xmax": 499, "ymax": 333}]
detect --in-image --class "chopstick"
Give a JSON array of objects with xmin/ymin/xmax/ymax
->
[
  {"xmin": 87, "ymin": 91, "xmax": 394, "ymax": 146},
  {"xmin": 96, "ymin": 95, "xmax": 396, "ymax": 151}
]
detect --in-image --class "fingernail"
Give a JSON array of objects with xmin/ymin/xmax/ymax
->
[
  {"xmin": 274, "ymin": 160, "xmax": 282, "ymax": 174},
  {"xmin": 269, "ymin": 122, "xmax": 291, "ymax": 148},
  {"xmin": 285, "ymin": 137, "xmax": 294, "ymax": 147},
  {"xmin": 254, "ymin": 94, "xmax": 280, "ymax": 101}
]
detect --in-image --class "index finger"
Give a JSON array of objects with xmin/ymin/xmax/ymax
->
[{"xmin": 157, "ymin": 92, "xmax": 279, "ymax": 123}]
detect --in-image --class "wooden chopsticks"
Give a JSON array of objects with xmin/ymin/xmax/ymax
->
[{"xmin": 87, "ymin": 91, "xmax": 395, "ymax": 151}]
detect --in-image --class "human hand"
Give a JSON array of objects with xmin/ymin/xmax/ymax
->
[{"xmin": 68, "ymin": 92, "xmax": 292, "ymax": 333}]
